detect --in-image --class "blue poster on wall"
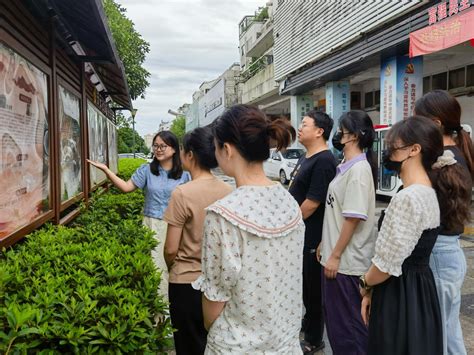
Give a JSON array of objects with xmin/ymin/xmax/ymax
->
[
  {"xmin": 325, "ymin": 81, "xmax": 350, "ymax": 129},
  {"xmin": 380, "ymin": 56, "xmax": 423, "ymax": 125}
]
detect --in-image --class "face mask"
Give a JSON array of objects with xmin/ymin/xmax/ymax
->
[
  {"xmin": 332, "ymin": 132, "xmax": 345, "ymax": 151},
  {"xmin": 382, "ymin": 150, "xmax": 410, "ymax": 174}
]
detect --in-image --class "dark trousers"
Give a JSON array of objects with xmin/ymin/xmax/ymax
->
[
  {"xmin": 169, "ymin": 283, "xmax": 207, "ymax": 355},
  {"xmin": 302, "ymin": 246, "xmax": 324, "ymax": 345},
  {"xmin": 322, "ymin": 273, "xmax": 368, "ymax": 355}
]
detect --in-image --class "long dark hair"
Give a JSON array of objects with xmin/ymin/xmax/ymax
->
[
  {"xmin": 415, "ymin": 90, "xmax": 474, "ymax": 177},
  {"xmin": 182, "ymin": 126, "xmax": 218, "ymax": 170},
  {"xmin": 150, "ymin": 130, "xmax": 183, "ymax": 179},
  {"xmin": 386, "ymin": 116, "xmax": 471, "ymax": 230},
  {"xmin": 339, "ymin": 110, "xmax": 377, "ymax": 187},
  {"xmin": 213, "ymin": 104, "xmax": 296, "ymax": 162}
]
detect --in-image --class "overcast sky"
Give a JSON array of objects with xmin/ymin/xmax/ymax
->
[{"xmin": 118, "ymin": 0, "xmax": 264, "ymax": 136}]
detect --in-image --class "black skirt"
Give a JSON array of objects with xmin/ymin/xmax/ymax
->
[{"xmin": 368, "ymin": 228, "xmax": 443, "ymax": 355}]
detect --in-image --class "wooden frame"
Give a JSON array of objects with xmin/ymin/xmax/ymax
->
[{"xmin": 0, "ymin": 1, "xmax": 120, "ymax": 248}]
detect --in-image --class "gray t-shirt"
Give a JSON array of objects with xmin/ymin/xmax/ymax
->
[{"xmin": 320, "ymin": 153, "xmax": 377, "ymax": 276}]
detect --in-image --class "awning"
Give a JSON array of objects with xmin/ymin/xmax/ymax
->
[
  {"xmin": 409, "ymin": 8, "xmax": 474, "ymax": 58},
  {"xmin": 24, "ymin": 0, "xmax": 133, "ymax": 110}
]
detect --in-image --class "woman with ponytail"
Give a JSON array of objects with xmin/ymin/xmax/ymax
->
[
  {"xmin": 318, "ymin": 110, "xmax": 377, "ymax": 354},
  {"xmin": 360, "ymin": 116, "xmax": 459, "ymax": 354},
  {"xmin": 414, "ymin": 90, "xmax": 472, "ymax": 355},
  {"xmin": 88, "ymin": 130, "xmax": 190, "ymax": 299},
  {"xmin": 192, "ymin": 104, "xmax": 305, "ymax": 353}
]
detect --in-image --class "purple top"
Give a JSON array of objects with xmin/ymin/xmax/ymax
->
[{"xmin": 336, "ymin": 153, "xmax": 367, "ymax": 177}]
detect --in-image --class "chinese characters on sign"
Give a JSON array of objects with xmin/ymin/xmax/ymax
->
[
  {"xmin": 0, "ymin": 43, "xmax": 50, "ymax": 240},
  {"xmin": 428, "ymin": 0, "xmax": 471, "ymax": 25},
  {"xmin": 325, "ymin": 81, "xmax": 350, "ymax": 129},
  {"xmin": 381, "ymin": 56, "xmax": 423, "ymax": 125}
]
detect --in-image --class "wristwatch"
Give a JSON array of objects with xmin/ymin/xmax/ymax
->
[{"xmin": 359, "ymin": 274, "xmax": 373, "ymax": 291}]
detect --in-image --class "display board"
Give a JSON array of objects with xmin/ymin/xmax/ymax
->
[
  {"xmin": 87, "ymin": 101, "xmax": 108, "ymax": 186},
  {"xmin": 59, "ymin": 85, "xmax": 82, "ymax": 201},
  {"xmin": 107, "ymin": 120, "xmax": 118, "ymax": 174},
  {"xmin": 0, "ymin": 42, "xmax": 50, "ymax": 240}
]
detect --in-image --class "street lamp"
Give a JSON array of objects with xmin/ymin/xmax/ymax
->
[{"xmin": 131, "ymin": 108, "xmax": 138, "ymax": 158}]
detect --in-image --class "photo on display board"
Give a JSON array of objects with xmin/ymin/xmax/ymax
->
[
  {"xmin": 59, "ymin": 85, "xmax": 82, "ymax": 202},
  {"xmin": 0, "ymin": 42, "xmax": 50, "ymax": 240},
  {"xmin": 108, "ymin": 120, "xmax": 118, "ymax": 174},
  {"xmin": 87, "ymin": 102, "xmax": 107, "ymax": 186}
]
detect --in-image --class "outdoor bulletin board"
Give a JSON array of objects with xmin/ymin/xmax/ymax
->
[
  {"xmin": 59, "ymin": 85, "xmax": 82, "ymax": 202},
  {"xmin": 0, "ymin": 42, "xmax": 50, "ymax": 241},
  {"xmin": 88, "ymin": 101, "xmax": 108, "ymax": 187}
]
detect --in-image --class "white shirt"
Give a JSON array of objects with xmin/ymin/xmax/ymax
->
[
  {"xmin": 320, "ymin": 154, "xmax": 377, "ymax": 276},
  {"xmin": 192, "ymin": 184, "xmax": 304, "ymax": 354},
  {"xmin": 372, "ymin": 184, "xmax": 440, "ymax": 276}
]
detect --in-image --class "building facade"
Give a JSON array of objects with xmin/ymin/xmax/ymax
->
[
  {"xmin": 186, "ymin": 63, "xmax": 240, "ymax": 131},
  {"xmin": 238, "ymin": 1, "xmax": 291, "ymax": 119},
  {"xmin": 273, "ymin": 0, "xmax": 474, "ymax": 132}
]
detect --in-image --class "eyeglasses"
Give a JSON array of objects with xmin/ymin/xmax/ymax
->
[
  {"xmin": 299, "ymin": 123, "xmax": 316, "ymax": 129},
  {"xmin": 152, "ymin": 144, "xmax": 168, "ymax": 151}
]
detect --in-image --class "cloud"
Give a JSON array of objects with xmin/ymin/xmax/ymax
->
[{"xmin": 117, "ymin": 0, "xmax": 263, "ymax": 136}]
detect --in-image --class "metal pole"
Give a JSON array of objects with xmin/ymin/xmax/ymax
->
[
  {"xmin": 132, "ymin": 116, "xmax": 135, "ymax": 158},
  {"xmin": 131, "ymin": 109, "xmax": 137, "ymax": 159}
]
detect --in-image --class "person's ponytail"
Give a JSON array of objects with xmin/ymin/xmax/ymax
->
[
  {"xmin": 429, "ymin": 162, "xmax": 471, "ymax": 231},
  {"xmin": 365, "ymin": 148, "xmax": 377, "ymax": 190},
  {"xmin": 456, "ymin": 129, "xmax": 474, "ymax": 178},
  {"xmin": 267, "ymin": 118, "xmax": 296, "ymax": 151}
]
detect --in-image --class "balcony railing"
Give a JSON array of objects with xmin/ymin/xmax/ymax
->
[{"xmin": 241, "ymin": 54, "xmax": 274, "ymax": 83}]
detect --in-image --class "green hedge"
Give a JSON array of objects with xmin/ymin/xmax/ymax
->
[
  {"xmin": 0, "ymin": 159, "xmax": 172, "ymax": 354},
  {"xmin": 118, "ymin": 158, "xmax": 147, "ymax": 181}
]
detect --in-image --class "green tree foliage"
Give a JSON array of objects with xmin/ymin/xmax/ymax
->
[
  {"xmin": 170, "ymin": 116, "xmax": 186, "ymax": 142},
  {"xmin": 117, "ymin": 127, "xmax": 150, "ymax": 155},
  {"xmin": 103, "ymin": 0, "xmax": 151, "ymax": 100},
  {"xmin": 114, "ymin": 111, "xmax": 132, "ymax": 129}
]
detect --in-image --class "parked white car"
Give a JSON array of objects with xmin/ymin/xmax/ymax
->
[{"xmin": 264, "ymin": 148, "xmax": 305, "ymax": 184}]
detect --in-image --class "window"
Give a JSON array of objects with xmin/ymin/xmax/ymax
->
[
  {"xmin": 365, "ymin": 92, "xmax": 374, "ymax": 108},
  {"xmin": 449, "ymin": 67, "xmax": 465, "ymax": 89},
  {"xmin": 423, "ymin": 76, "xmax": 431, "ymax": 94},
  {"xmin": 374, "ymin": 90, "xmax": 380, "ymax": 106},
  {"xmin": 351, "ymin": 92, "xmax": 361, "ymax": 109},
  {"xmin": 466, "ymin": 64, "xmax": 474, "ymax": 87},
  {"xmin": 432, "ymin": 72, "xmax": 447, "ymax": 90}
]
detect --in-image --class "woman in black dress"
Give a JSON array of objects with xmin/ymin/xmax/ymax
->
[{"xmin": 359, "ymin": 116, "xmax": 462, "ymax": 355}]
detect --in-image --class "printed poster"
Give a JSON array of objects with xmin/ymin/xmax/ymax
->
[
  {"xmin": 87, "ymin": 102, "xmax": 108, "ymax": 186},
  {"xmin": 0, "ymin": 42, "xmax": 50, "ymax": 240},
  {"xmin": 107, "ymin": 120, "xmax": 118, "ymax": 174},
  {"xmin": 59, "ymin": 86, "xmax": 82, "ymax": 201}
]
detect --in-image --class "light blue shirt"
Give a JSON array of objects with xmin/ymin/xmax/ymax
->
[{"xmin": 131, "ymin": 163, "xmax": 191, "ymax": 219}]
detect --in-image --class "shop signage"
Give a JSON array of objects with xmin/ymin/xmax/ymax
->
[
  {"xmin": 410, "ymin": 6, "xmax": 474, "ymax": 57},
  {"xmin": 325, "ymin": 81, "xmax": 350, "ymax": 129},
  {"xmin": 204, "ymin": 97, "xmax": 222, "ymax": 117},
  {"xmin": 428, "ymin": 0, "xmax": 471, "ymax": 25},
  {"xmin": 380, "ymin": 56, "xmax": 423, "ymax": 125}
]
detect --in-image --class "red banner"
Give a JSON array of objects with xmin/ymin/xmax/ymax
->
[{"xmin": 409, "ymin": 8, "xmax": 474, "ymax": 57}]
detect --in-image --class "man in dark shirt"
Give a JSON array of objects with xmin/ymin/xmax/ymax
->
[{"xmin": 289, "ymin": 110, "xmax": 337, "ymax": 353}]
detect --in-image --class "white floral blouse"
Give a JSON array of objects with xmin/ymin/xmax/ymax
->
[{"xmin": 192, "ymin": 184, "xmax": 305, "ymax": 354}]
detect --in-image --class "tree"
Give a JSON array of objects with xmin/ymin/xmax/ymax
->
[
  {"xmin": 170, "ymin": 116, "xmax": 186, "ymax": 142},
  {"xmin": 103, "ymin": 0, "xmax": 151, "ymax": 100},
  {"xmin": 117, "ymin": 127, "xmax": 150, "ymax": 155}
]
